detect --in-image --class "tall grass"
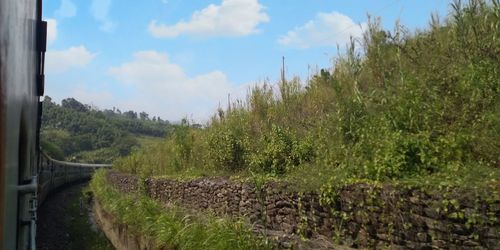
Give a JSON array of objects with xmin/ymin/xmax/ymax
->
[
  {"xmin": 90, "ymin": 170, "xmax": 271, "ymax": 250},
  {"xmin": 114, "ymin": 0, "xmax": 499, "ymax": 188}
]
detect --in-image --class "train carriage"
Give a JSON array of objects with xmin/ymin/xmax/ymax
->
[{"xmin": 1, "ymin": 0, "xmax": 46, "ymax": 249}]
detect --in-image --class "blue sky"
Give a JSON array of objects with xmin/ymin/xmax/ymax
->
[{"xmin": 44, "ymin": 0, "xmax": 451, "ymax": 122}]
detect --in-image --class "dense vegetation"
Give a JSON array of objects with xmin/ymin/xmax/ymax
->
[
  {"xmin": 115, "ymin": 1, "xmax": 498, "ymax": 190},
  {"xmin": 90, "ymin": 170, "xmax": 271, "ymax": 250},
  {"xmin": 41, "ymin": 96, "xmax": 173, "ymax": 163}
]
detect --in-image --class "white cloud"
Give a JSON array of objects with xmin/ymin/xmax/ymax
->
[
  {"xmin": 109, "ymin": 51, "xmax": 240, "ymax": 121},
  {"xmin": 45, "ymin": 46, "xmax": 97, "ymax": 74},
  {"xmin": 90, "ymin": 0, "xmax": 116, "ymax": 32},
  {"xmin": 55, "ymin": 0, "xmax": 77, "ymax": 19},
  {"xmin": 149, "ymin": 0, "xmax": 269, "ymax": 38},
  {"xmin": 46, "ymin": 19, "xmax": 57, "ymax": 45},
  {"xmin": 278, "ymin": 11, "xmax": 367, "ymax": 49}
]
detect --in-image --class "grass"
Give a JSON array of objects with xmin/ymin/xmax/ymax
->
[
  {"xmin": 136, "ymin": 135, "xmax": 164, "ymax": 148},
  {"xmin": 72, "ymin": 147, "xmax": 120, "ymax": 163},
  {"xmin": 68, "ymin": 136, "xmax": 162, "ymax": 163},
  {"xmin": 66, "ymin": 185, "xmax": 113, "ymax": 250},
  {"xmin": 90, "ymin": 169, "xmax": 273, "ymax": 250}
]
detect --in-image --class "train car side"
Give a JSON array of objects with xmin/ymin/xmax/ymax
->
[
  {"xmin": 1, "ymin": 1, "xmax": 111, "ymax": 248},
  {"xmin": 0, "ymin": 0, "xmax": 45, "ymax": 249}
]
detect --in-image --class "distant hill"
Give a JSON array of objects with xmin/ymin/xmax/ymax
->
[{"xmin": 41, "ymin": 96, "xmax": 173, "ymax": 163}]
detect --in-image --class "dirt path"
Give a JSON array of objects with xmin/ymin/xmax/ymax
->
[{"xmin": 36, "ymin": 183, "xmax": 113, "ymax": 250}]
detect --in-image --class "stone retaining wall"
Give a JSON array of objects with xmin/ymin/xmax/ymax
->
[{"xmin": 107, "ymin": 172, "xmax": 499, "ymax": 249}]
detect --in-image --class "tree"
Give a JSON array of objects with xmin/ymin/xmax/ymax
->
[
  {"xmin": 124, "ymin": 110, "xmax": 137, "ymax": 119},
  {"xmin": 103, "ymin": 109, "xmax": 115, "ymax": 117},
  {"xmin": 43, "ymin": 96, "xmax": 54, "ymax": 106},
  {"xmin": 41, "ymin": 96, "xmax": 173, "ymax": 163},
  {"xmin": 114, "ymin": 136, "xmax": 139, "ymax": 156},
  {"xmin": 139, "ymin": 111, "xmax": 149, "ymax": 120},
  {"xmin": 61, "ymin": 98, "xmax": 89, "ymax": 112}
]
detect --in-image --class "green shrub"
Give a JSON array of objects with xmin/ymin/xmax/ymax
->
[
  {"xmin": 207, "ymin": 126, "xmax": 247, "ymax": 171},
  {"xmin": 249, "ymin": 125, "xmax": 313, "ymax": 175},
  {"xmin": 113, "ymin": 0, "xmax": 499, "ymax": 188}
]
